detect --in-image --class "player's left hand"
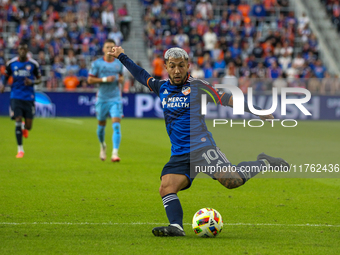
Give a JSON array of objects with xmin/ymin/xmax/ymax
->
[
  {"xmin": 0, "ymin": 84, "xmax": 5, "ymax": 93},
  {"xmin": 24, "ymin": 77, "xmax": 33, "ymax": 86},
  {"xmin": 118, "ymin": 75, "xmax": 124, "ymax": 84},
  {"xmin": 259, "ymin": 114, "xmax": 274, "ymax": 121},
  {"xmin": 107, "ymin": 46, "xmax": 124, "ymax": 58}
]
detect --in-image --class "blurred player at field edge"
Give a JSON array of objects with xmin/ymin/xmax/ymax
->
[
  {"xmin": 0, "ymin": 42, "xmax": 41, "ymax": 158},
  {"xmin": 87, "ymin": 39, "xmax": 124, "ymax": 162}
]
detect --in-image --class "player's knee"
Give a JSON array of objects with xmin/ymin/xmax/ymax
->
[{"xmin": 159, "ymin": 183, "xmax": 176, "ymax": 197}]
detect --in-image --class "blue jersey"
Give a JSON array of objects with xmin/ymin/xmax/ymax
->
[
  {"xmin": 5, "ymin": 57, "xmax": 41, "ymax": 101},
  {"xmin": 118, "ymin": 53, "xmax": 232, "ymax": 156},
  {"xmin": 88, "ymin": 57, "xmax": 123, "ymax": 102}
]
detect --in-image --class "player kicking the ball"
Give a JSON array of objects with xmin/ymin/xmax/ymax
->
[
  {"xmin": 0, "ymin": 42, "xmax": 41, "ymax": 158},
  {"xmin": 108, "ymin": 46, "xmax": 290, "ymax": 236},
  {"xmin": 88, "ymin": 39, "xmax": 124, "ymax": 162}
]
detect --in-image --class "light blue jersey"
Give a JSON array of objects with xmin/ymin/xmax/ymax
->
[{"xmin": 89, "ymin": 57, "xmax": 123, "ymax": 102}]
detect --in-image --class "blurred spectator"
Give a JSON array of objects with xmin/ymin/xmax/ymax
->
[
  {"xmin": 195, "ymin": 0, "xmax": 213, "ymax": 20},
  {"xmin": 320, "ymin": 72, "xmax": 336, "ymax": 94},
  {"xmin": 267, "ymin": 62, "xmax": 282, "ymax": 79},
  {"xmin": 78, "ymin": 59, "xmax": 89, "ymax": 81},
  {"xmin": 191, "ymin": 64, "xmax": 205, "ymax": 78},
  {"xmin": 64, "ymin": 0, "xmax": 76, "ymax": 13},
  {"xmin": 272, "ymin": 73, "xmax": 288, "ymax": 93},
  {"xmin": 292, "ymin": 53, "xmax": 305, "ymax": 69},
  {"xmin": 63, "ymin": 70, "xmax": 80, "ymax": 90},
  {"xmin": 252, "ymin": 0, "xmax": 267, "ymax": 18},
  {"xmin": 238, "ymin": 76, "xmax": 251, "ymax": 94},
  {"xmin": 151, "ymin": 0, "xmax": 162, "ymax": 17},
  {"xmin": 254, "ymin": 62, "xmax": 267, "ymax": 78},
  {"xmin": 101, "ymin": 5, "xmax": 115, "ymax": 27},
  {"xmin": 278, "ymin": 52, "xmax": 292, "ymax": 72},
  {"xmin": 313, "ymin": 59, "xmax": 327, "ymax": 78},
  {"xmin": 52, "ymin": 56, "xmax": 66, "ymax": 82},
  {"xmin": 286, "ymin": 63, "xmax": 299, "ymax": 82},
  {"xmin": 239, "ymin": 61, "xmax": 251, "ymax": 77},
  {"xmin": 203, "ymin": 62, "xmax": 214, "ymax": 78},
  {"xmin": 252, "ymin": 41, "xmax": 264, "ymax": 58},
  {"xmin": 298, "ymin": 12, "xmax": 310, "ymax": 31},
  {"xmin": 203, "ymin": 27, "xmax": 217, "ymax": 52},
  {"xmin": 65, "ymin": 49, "xmax": 79, "ymax": 73},
  {"xmin": 213, "ymin": 54, "xmax": 226, "ymax": 77},
  {"xmin": 28, "ymin": 38, "xmax": 41, "ymax": 55},
  {"xmin": 37, "ymin": 51, "xmax": 49, "ymax": 76},
  {"xmin": 238, "ymin": 0, "xmax": 251, "ymax": 17},
  {"xmin": 108, "ymin": 26, "xmax": 124, "ymax": 46},
  {"xmin": 308, "ymin": 74, "xmax": 321, "ymax": 93},
  {"xmin": 152, "ymin": 53, "xmax": 164, "ymax": 79},
  {"xmin": 46, "ymin": 70, "xmax": 59, "ymax": 90},
  {"xmin": 77, "ymin": 0, "xmax": 90, "ymax": 14},
  {"xmin": 117, "ymin": 4, "xmax": 132, "ymax": 40},
  {"xmin": 0, "ymin": 36, "xmax": 6, "ymax": 51},
  {"xmin": 174, "ymin": 28, "xmax": 190, "ymax": 48}
]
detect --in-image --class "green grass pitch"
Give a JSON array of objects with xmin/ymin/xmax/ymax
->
[{"xmin": 0, "ymin": 116, "xmax": 339, "ymax": 254}]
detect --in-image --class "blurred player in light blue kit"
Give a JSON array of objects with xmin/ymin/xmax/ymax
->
[{"xmin": 88, "ymin": 39, "xmax": 124, "ymax": 162}]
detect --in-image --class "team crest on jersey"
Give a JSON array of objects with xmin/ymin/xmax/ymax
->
[
  {"xmin": 201, "ymin": 137, "xmax": 206, "ymax": 142},
  {"xmin": 182, "ymin": 86, "xmax": 191, "ymax": 95},
  {"xmin": 26, "ymin": 65, "xmax": 31, "ymax": 70}
]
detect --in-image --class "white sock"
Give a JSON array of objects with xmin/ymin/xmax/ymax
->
[
  {"xmin": 21, "ymin": 122, "xmax": 25, "ymax": 130},
  {"xmin": 18, "ymin": 145, "xmax": 24, "ymax": 153},
  {"xmin": 100, "ymin": 142, "xmax": 106, "ymax": 149},
  {"xmin": 113, "ymin": 148, "xmax": 118, "ymax": 156}
]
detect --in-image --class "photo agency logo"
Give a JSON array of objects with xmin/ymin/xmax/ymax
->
[{"xmin": 201, "ymin": 85, "xmax": 312, "ymax": 127}]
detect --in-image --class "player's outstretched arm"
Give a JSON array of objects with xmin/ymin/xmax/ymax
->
[
  {"xmin": 107, "ymin": 46, "xmax": 152, "ymax": 87},
  {"xmin": 200, "ymin": 82, "xmax": 274, "ymax": 121}
]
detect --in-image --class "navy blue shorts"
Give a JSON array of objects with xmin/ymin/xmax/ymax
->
[
  {"xmin": 10, "ymin": 99, "xmax": 35, "ymax": 120},
  {"xmin": 161, "ymin": 146, "xmax": 232, "ymax": 190}
]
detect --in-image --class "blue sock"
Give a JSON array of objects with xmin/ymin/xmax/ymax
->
[
  {"xmin": 97, "ymin": 125, "xmax": 105, "ymax": 144},
  {"xmin": 236, "ymin": 160, "xmax": 266, "ymax": 184},
  {"xmin": 162, "ymin": 193, "xmax": 183, "ymax": 229},
  {"xmin": 112, "ymin": 123, "xmax": 121, "ymax": 150}
]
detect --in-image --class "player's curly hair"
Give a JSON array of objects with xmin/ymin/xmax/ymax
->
[{"xmin": 164, "ymin": 48, "xmax": 189, "ymax": 63}]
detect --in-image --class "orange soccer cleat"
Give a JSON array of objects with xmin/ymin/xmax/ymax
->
[
  {"xmin": 22, "ymin": 122, "xmax": 28, "ymax": 138},
  {"xmin": 111, "ymin": 155, "xmax": 120, "ymax": 162},
  {"xmin": 22, "ymin": 128, "xmax": 29, "ymax": 138},
  {"xmin": 16, "ymin": 151, "xmax": 24, "ymax": 158}
]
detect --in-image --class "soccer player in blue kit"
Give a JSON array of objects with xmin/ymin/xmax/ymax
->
[
  {"xmin": 108, "ymin": 46, "xmax": 290, "ymax": 236},
  {"xmin": 88, "ymin": 39, "xmax": 124, "ymax": 162},
  {"xmin": 0, "ymin": 42, "xmax": 41, "ymax": 158}
]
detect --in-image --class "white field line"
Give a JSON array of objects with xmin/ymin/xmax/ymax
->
[
  {"xmin": 0, "ymin": 222, "xmax": 339, "ymax": 227},
  {"xmin": 57, "ymin": 118, "xmax": 83, "ymax": 125}
]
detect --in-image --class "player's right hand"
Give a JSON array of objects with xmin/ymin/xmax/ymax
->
[
  {"xmin": 107, "ymin": 46, "xmax": 124, "ymax": 58},
  {"xmin": 0, "ymin": 84, "xmax": 5, "ymax": 93}
]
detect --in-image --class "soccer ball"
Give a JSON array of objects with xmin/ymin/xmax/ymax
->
[{"xmin": 192, "ymin": 208, "xmax": 223, "ymax": 237}]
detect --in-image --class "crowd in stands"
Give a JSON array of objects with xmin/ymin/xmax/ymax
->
[
  {"xmin": 0, "ymin": 0, "xmax": 130, "ymax": 90},
  {"xmin": 323, "ymin": 0, "xmax": 340, "ymax": 32},
  {"xmin": 0, "ymin": 0, "xmax": 339, "ymax": 94},
  {"xmin": 143, "ymin": 0, "xmax": 339, "ymax": 94}
]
